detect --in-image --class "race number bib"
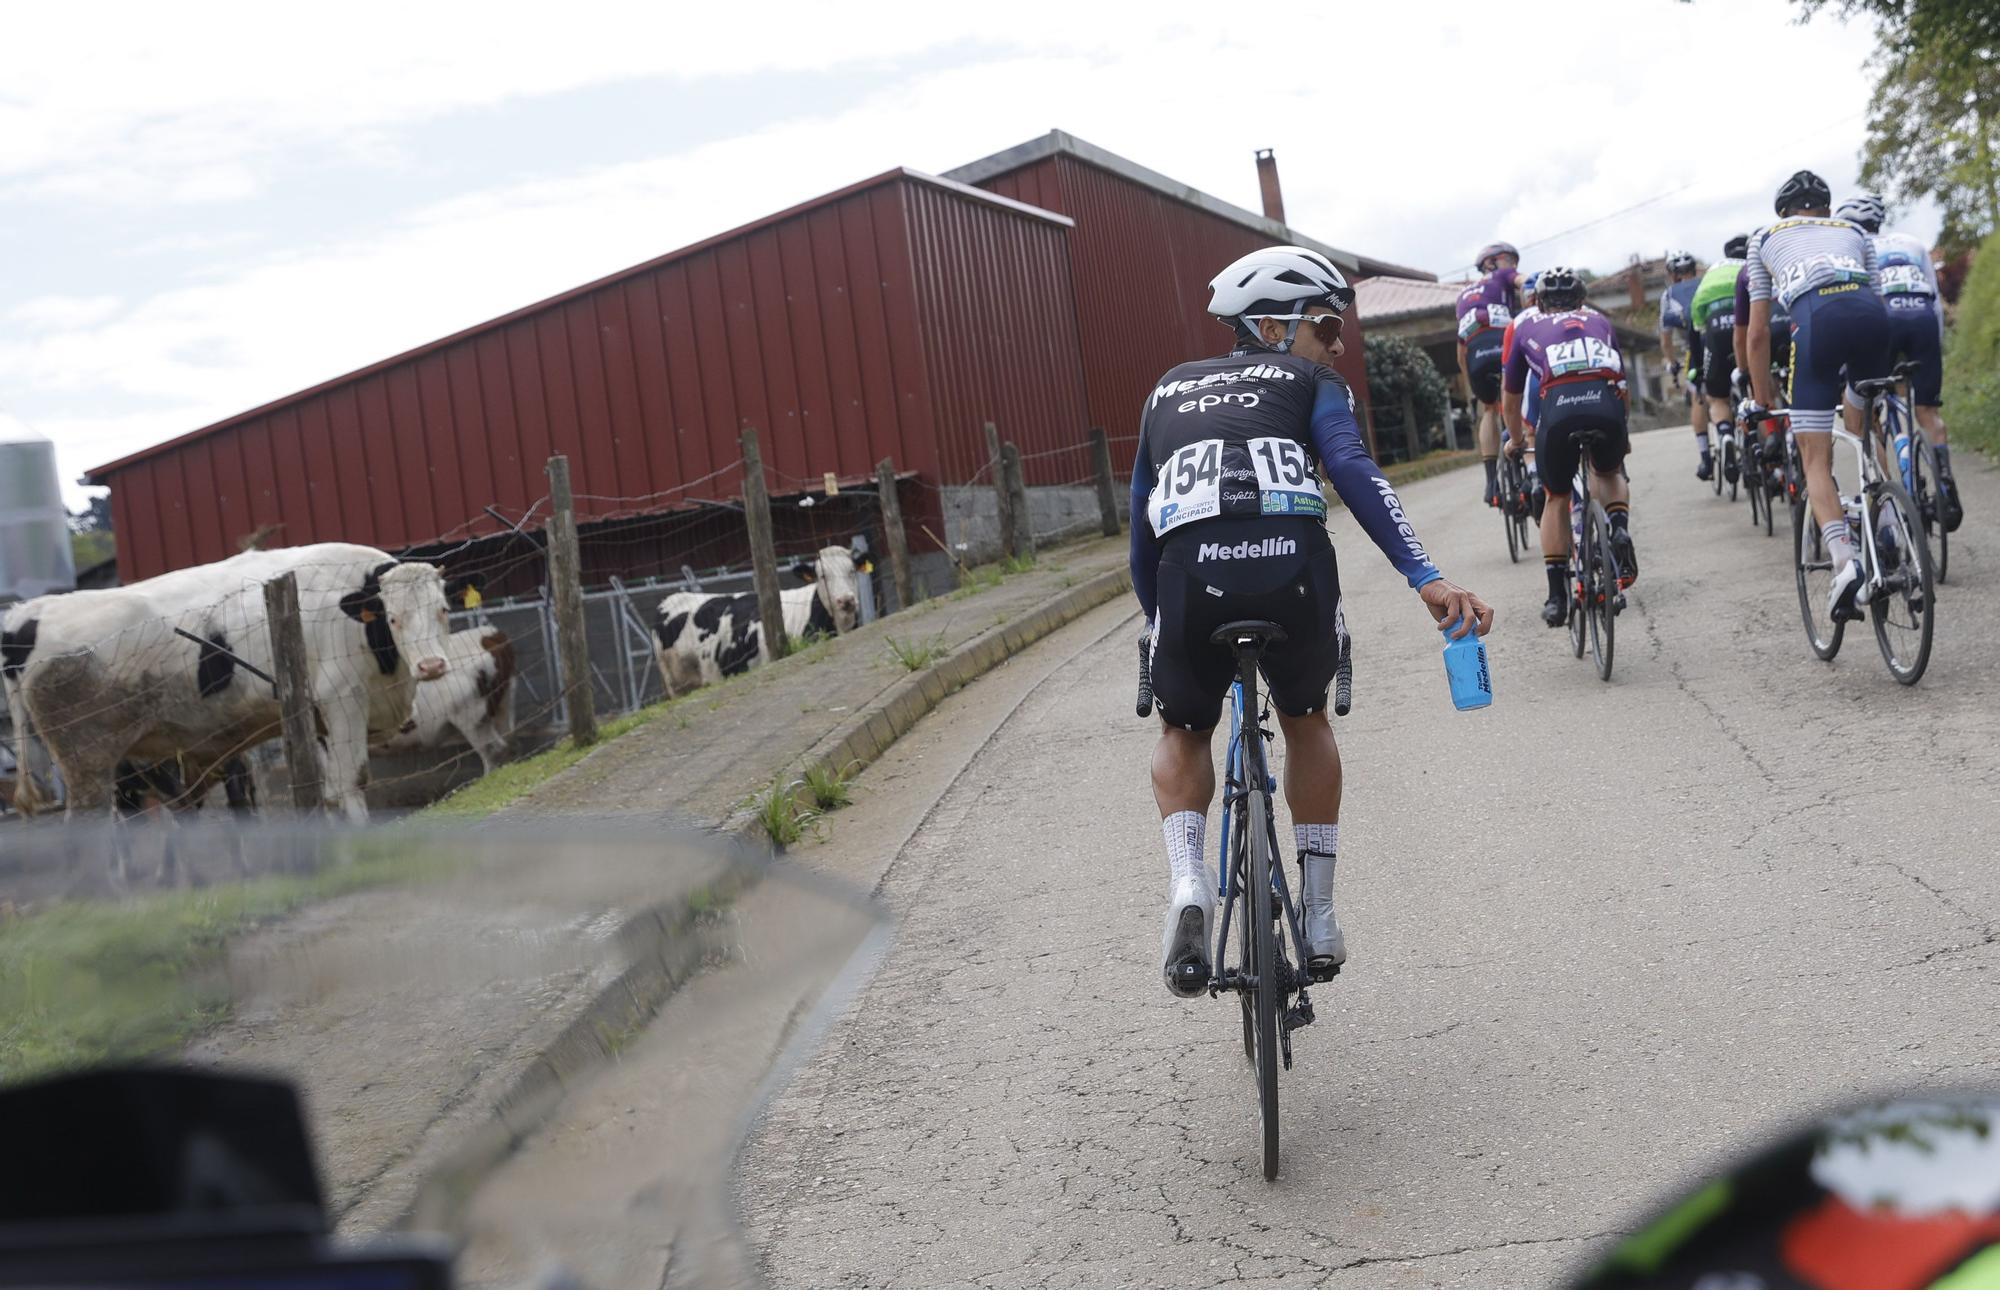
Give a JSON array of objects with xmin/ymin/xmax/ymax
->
[
  {"xmin": 1247, "ymin": 437, "xmax": 1327, "ymax": 519},
  {"xmin": 1456, "ymin": 311, "xmax": 1485, "ymax": 341},
  {"xmin": 1544, "ymin": 336, "xmax": 1624, "ymax": 380},
  {"xmin": 1148, "ymin": 439, "xmax": 1223, "ymax": 536},
  {"xmin": 1879, "ymin": 263, "xmax": 1929, "ymax": 295}
]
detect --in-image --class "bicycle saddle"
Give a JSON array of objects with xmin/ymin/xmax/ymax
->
[{"xmin": 1210, "ymin": 620, "xmax": 1287, "ymax": 649}]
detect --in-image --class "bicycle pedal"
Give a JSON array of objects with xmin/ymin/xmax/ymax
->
[
  {"xmin": 1285, "ymin": 998, "xmax": 1316, "ymax": 1031},
  {"xmin": 1169, "ymin": 961, "xmax": 1210, "ymax": 993},
  {"xmin": 1306, "ymin": 958, "xmax": 1341, "ymax": 984}
]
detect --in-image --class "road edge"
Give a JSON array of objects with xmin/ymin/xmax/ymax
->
[{"xmin": 401, "ymin": 562, "xmax": 1135, "ymax": 1233}]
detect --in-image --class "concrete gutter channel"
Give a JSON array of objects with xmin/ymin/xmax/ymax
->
[{"xmin": 400, "ymin": 563, "xmax": 1136, "ymax": 1233}]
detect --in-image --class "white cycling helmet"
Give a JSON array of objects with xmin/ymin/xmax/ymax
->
[
  {"xmin": 1206, "ymin": 246, "xmax": 1355, "ymax": 320},
  {"xmin": 1836, "ymin": 193, "xmax": 1886, "ymax": 233}
]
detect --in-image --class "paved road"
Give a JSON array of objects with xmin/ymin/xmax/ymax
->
[{"xmin": 736, "ymin": 428, "xmax": 2000, "ymax": 1288}]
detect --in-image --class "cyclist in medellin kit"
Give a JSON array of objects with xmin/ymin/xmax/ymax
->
[{"xmin": 1131, "ymin": 246, "xmax": 1494, "ymax": 997}]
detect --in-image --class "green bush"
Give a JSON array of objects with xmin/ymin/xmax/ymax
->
[
  {"xmin": 1363, "ymin": 334, "xmax": 1451, "ymax": 440},
  {"xmin": 1944, "ymin": 229, "xmax": 2000, "ymax": 458}
]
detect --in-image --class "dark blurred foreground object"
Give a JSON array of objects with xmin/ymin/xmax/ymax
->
[
  {"xmin": 0, "ymin": 1066, "xmax": 451, "ymax": 1288},
  {"xmin": 1575, "ymin": 1092, "xmax": 2000, "ymax": 1289}
]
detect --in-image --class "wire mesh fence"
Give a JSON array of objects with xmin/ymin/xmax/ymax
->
[{"xmin": 3, "ymin": 433, "xmax": 1127, "ymax": 824}]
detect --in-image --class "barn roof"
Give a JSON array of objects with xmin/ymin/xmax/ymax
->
[
  {"xmin": 84, "ymin": 167, "xmax": 1072, "ymax": 483},
  {"xmin": 945, "ymin": 131, "xmax": 1435, "ymax": 283}
]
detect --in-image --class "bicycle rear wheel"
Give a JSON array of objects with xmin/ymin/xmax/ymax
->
[
  {"xmin": 1710, "ymin": 430, "xmax": 1723, "ymax": 496},
  {"xmin": 1503, "ymin": 493, "xmax": 1520, "ymax": 563},
  {"xmin": 1725, "ymin": 436, "xmax": 1738, "ymax": 502},
  {"xmin": 1244, "ymin": 787, "xmax": 1281, "ymax": 1180},
  {"xmin": 1587, "ymin": 502, "xmax": 1616, "ymax": 682},
  {"xmin": 1793, "ymin": 499, "xmax": 1844, "ymax": 661},
  {"xmin": 1869, "ymin": 479, "xmax": 1935, "ymax": 685}
]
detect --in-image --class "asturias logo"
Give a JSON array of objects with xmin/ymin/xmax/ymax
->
[{"xmin": 1197, "ymin": 537, "xmax": 1297, "ymax": 562}]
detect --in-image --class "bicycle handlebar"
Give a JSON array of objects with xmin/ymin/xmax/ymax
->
[
  {"xmin": 1333, "ymin": 640, "xmax": 1352, "ymax": 717},
  {"xmin": 1135, "ymin": 634, "xmax": 1153, "ymax": 718}
]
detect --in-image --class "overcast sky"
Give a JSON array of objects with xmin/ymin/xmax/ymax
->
[{"xmin": 2, "ymin": 0, "xmax": 1920, "ymax": 507}]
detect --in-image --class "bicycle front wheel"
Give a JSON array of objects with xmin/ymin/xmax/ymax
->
[
  {"xmin": 1909, "ymin": 437, "xmax": 1949, "ymax": 584},
  {"xmin": 1793, "ymin": 499, "xmax": 1844, "ymax": 661},
  {"xmin": 1587, "ymin": 502, "xmax": 1616, "ymax": 682},
  {"xmin": 1870, "ymin": 479, "xmax": 1935, "ymax": 686},
  {"xmin": 1245, "ymin": 787, "xmax": 1281, "ymax": 1181}
]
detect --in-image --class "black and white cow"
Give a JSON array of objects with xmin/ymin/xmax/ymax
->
[
  {"xmin": 653, "ymin": 545, "xmax": 862, "ymax": 697},
  {"xmin": 1, "ymin": 542, "xmax": 452, "ymax": 821}
]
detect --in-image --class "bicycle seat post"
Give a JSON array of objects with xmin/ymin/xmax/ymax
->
[{"xmin": 1210, "ymin": 620, "xmax": 1288, "ymax": 662}]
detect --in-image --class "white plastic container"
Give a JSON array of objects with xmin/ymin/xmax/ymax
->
[{"xmin": 0, "ymin": 415, "xmax": 78, "ymax": 602}]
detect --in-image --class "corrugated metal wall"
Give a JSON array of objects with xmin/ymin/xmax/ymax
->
[
  {"xmin": 904, "ymin": 181, "xmax": 1093, "ymax": 487},
  {"xmin": 92, "ymin": 171, "xmax": 1086, "ymax": 582},
  {"xmin": 973, "ymin": 154, "xmax": 1375, "ymax": 473}
]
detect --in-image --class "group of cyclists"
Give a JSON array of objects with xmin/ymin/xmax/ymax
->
[{"xmin": 1132, "ymin": 166, "xmax": 1966, "ymax": 998}]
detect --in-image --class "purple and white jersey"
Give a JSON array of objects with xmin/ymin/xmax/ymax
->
[
  {"xmin": 1455, "ymin": 266, "xmax": 1520, "ymax": 341},
  {"xmin": 1503, "ymin": 306, "xmax": 1624, "ymax": 395}
]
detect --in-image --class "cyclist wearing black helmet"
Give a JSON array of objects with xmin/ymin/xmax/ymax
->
[
  {"xmin": 1500, "ymin": 266, "xmax": 1637, "ymax": 625},
  {"xmin": 1456, "ymin": 241, "xmax": 1522, "ymax": 508},
  {"xmin": 1658, "ymin": 251, "xmax": 1708, "ymax": 476},
  {"xmin": 1133, "ymin": 245, "xmax": 1493, "ymax": 995},
  {"xmin": 1740, "ymin": 169, "xmax": 1889, "ymax": 621}
]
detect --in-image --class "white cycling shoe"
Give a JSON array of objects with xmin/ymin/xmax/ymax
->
[
  {"xmin": 1300, "ymin": 849, "xmax": 1347, "ymax": 976},
  {"xmin": 1829, "ymin": 557, "xmax": 1868, "ymax": 621},
  {"xmin": 1161, "ymin": 865, "xmax": 1215, "ymax": 998}
]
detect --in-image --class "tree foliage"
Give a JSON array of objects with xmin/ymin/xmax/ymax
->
[
  {"xmin": 1363, "ymin": 334, "xmax": 1451, "ymax": 433},
  {"xmin": 1942, "ymin": 227, "xmax": 2000, "ymax": 456},
  {"xmin": 1796, "ymin": 0, "xmax": 2000, "ymax": 250}
]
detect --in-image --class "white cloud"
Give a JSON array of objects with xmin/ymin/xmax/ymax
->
[{"xmin": 3, "ymin": 0, "xmax": 1911, "ymax": 509}]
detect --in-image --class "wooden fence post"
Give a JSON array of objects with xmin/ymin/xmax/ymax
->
[
  {"xmin": 1089, "ymin": 427, "xmax": 1120, "ymax": 537},
  {"xmin": 1001, "ymin": 442, "xmax": 1035, "ymax": 562},
  {"xmin": 1401, "ymin": 391, "xmax": 1422, "ymax": 462},
  {"xmin": 262, "ymin": 571, "xmax": 322, "ymax": 813},
  {"xmin": 739, "ymin": 428, "xmax": 791, "ymax": 660},
  {"xmin": 875, "ymin": 457, "xmax": 917, "ymax": 611},
  {"xmin": 546, "ymin": 454, "xmax": 598, "ymax": 747},
  {"xmin": 983, "ymin": 421, "xmax": 1015, "ymax": 563}
]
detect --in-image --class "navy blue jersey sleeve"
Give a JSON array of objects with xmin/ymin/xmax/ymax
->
[
  {"xmin": 1129, "ymin": 433, "xmax": 1160, "ymax": 618},
  {"xmin": 1309, "ymin": 376, "xmax": 1442, "ymax": 591}
]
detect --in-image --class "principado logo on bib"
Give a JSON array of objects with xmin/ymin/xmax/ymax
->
[{"xmin": 1198, "ymin": 536, "xmax": 1297, "ymax": 562}]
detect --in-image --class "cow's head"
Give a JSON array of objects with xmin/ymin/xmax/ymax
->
[
  {"xmin": 339, "ymin": 560, "xmax": 451, "ymax": 681},
  {"xmin": 790, "ymin": 546, "xmax": 862, "ymax": 633}
]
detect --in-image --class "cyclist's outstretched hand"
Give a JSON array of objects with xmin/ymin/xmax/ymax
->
[{"xmin": 1419, "ymin": 579, "xmax": 1494, "ymax": 639}]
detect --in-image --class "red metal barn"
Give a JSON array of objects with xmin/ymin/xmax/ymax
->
[
  {"xmin": 947, "ymin": 132, "xmax": 1435, "ymax": 476},
  {"xmin": 86, "ymin": 134, "xmax": 1430, "ymax": 599},
  {"xmin": 86, "ymin": 169, "xmax": 1090, "ymax": 594}
]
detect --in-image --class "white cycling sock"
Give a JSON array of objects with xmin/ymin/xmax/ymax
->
[
  {"xmin": 1163, "ymin": 811, "xmax": 1207, "ymax": 887},
  {"xmin": 1294, "ymin": 822, "xmax": 1338, "ymax": 858},
  {"xmin": 1824, "ymin": 521, "xmax": 1857, "ymax": 569}
]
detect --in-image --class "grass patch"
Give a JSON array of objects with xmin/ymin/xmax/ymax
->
[
  {"xmin": 1000, "ymin": 553, "xmax": 1037, "ymax": 575},
  {"xmin": 950, "ymin": 563, "xmax": 1006, "ymax": 599},
  {"xmin": 885, "ymin": 632, "xmax": 949, "ymax": 671},
  {"xmin": 746, "ymin": 775, "xmax": 820, "ymax": 847},
  {"xmin": 801, "ymin": 761, "xmax": 857, "ymax": 812},
  {"xmin": 419, "ymin": 705, "xmax": 661, "ymax": 819},
  {"xmin": 0, "ymin": 839, "xmax": 462, "ymax": 1083}
]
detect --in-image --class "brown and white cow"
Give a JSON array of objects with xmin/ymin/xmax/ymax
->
[
  {"xmin": 652, "ymin": 545, "xmax": 862, "ymax": 698},
  {"xmin": 0, "ymin": 543, "xmax": 452, "ymax": 821},
  {"xmin": 374, "ymin": 625, "xmax": 516, "ymax": 772}
]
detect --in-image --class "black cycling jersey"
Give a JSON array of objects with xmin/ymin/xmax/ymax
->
[{"xmin": 1127, "ymin": 347, "xmax": 1439, "ymax": 619}]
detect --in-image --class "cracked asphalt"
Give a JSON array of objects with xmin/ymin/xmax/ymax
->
[{"xmin": 734, "ymin": 427, "xmax": 2000, "ymax": 1288}]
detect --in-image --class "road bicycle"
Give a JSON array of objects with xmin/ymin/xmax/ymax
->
[
  {"xmin": 1557, "ymin": 429, "xmax": 1626, "ymax": 682},
  {"xmin": 1497, "ymin": 446, "xmax": 1535, "ymax": 564},
  {"xmin": 1870, "ymin": 360, "xmax": 1950, "ymax": 584},
  {"xmin": 1704, "ymin": 416, "xmax": 1739, "ymax": 503},
  {"xmin": 1791, "ymin": 368, "xmax": 1937, "ymax": 685},
  {"xmin": 1136, "ymin": 621, "xmax": 1351, "ymax": 1180}
]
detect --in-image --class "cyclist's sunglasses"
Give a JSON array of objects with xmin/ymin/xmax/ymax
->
[{"xmin": 1250, "ymin": 310, "xmax": 1344, "ymax": 346}]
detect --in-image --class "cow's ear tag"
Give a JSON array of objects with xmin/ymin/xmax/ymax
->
[{"xmin": 360, "ymin": 609, "xmax": 378, "ymax": 623}]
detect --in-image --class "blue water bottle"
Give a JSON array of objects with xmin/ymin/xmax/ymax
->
[{"xmin": 1442, "ymin": 630, "xmax": 1492, "ymax": 711}]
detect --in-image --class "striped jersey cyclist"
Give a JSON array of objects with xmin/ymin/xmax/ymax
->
[
  {"xmin": 1739, "ymin": 170, "xmax": 1892, "ymax": 620},
  {"xmin": 1131, "ymin": 246, "xmax": 1494, "ymax": 997}
]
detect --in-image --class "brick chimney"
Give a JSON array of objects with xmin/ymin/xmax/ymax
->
[
  {"xmin": 1626, "ymin": 254, "xmax": 1645, "ymax": 311},
  {"xmin": 1255, "ymin": 149, "xmax": 1285, "ymax": 224}
]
